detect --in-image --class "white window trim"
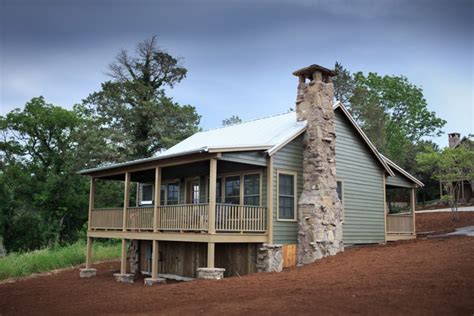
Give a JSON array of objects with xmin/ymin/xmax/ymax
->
[
  {"xmin": 276, "ymin": 170, "xmax": 298, "ymax": 222},
  {"xmin": 140, "ymin": 183, "xmax": 154, "ymax": 205}
]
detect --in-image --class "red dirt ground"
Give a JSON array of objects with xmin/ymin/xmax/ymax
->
[
  {"xmin": 416, "ymin": 211, "xmax": 474, "ymax": 234},
  {"xmin": 1, "ymin": 236, "xmax": 473, "ymax": 315}
]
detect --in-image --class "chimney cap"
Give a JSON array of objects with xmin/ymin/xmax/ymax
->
[{"xmin": 293, "ymin": 64, "xmax": 336, "ymax": 78}]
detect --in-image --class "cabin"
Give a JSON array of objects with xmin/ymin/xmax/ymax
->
[{"xmin": 78, "ymin": 64, "xmax": 423, "ymax": 284}]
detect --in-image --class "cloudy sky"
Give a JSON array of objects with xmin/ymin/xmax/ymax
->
[{"xmin": 1, "ymin": 0, "xmax": 472, "ymax": 147}]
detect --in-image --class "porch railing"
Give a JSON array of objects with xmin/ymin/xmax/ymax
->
[
  {"xmin": 89, "ymin": 203, "xmax": 267, "ymax": 233},
  {"xmin": 126, "ymin": 206, "xmax": 154, "ymax": 230},
  {"xmin": 216, "ymin": 203, "xmax": 267, "ymax": 232},
  {"xmin": 90, "ymin": 208, "xmax": 123, "ymax": 230},
  {"xmin": 158, "ymin": 204, "xmax": 209, "ymax": 231},
  {"xmin": 386, "ymin": 213, "xmax": 414, "ymax": 234}
]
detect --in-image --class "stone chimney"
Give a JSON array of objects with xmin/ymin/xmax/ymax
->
[
  {"xmin": 448, "ymin": 132, "xmax": 461, "ymax": 148},
  {"xmin": 293, "ymin": 64, "xmax": 344, "ymax": 265}
]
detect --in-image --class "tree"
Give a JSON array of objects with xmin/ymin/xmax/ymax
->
[
  {"xmin": 417, "ymin": 146, "xmax": 474, "ymax": 218},
  {"xmin": 82, "ymin": 36, "xmax": 201, "ymax": 160},
  {"xmin": 222, "ymin": 115, "xmax": 242, "ymax": 126},
  {"xmin": 0, "ymin": 97, "xmax": 89, "ymax": 250},
  {"xmin": 333, "ymin": 63, "xmax": 446, "ymax": 170}
]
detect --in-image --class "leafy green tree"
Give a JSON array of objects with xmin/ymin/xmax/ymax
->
[
  {"xmin": 333, "ymin": 63, "xmax": 446, "ymax": 170},
  {"xmin": 417, "ymin": 146, "xmax": 474, "ymax": 216},
  {"xmin": 82, "ymin": 36, "xmax": 201, "ymax": 160},
  {"xmin": 0, "ymin": 97, "xmax": 89, "ymax": 251},
  {"xmin": 222, "ymin": 115, "xmax": 242, "ymax": 126}
]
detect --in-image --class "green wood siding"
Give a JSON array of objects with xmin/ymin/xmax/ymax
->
[
  {"xmin": 386, "ymin": 171, "xmax": 415, "ymax": 188},
  {"xmin": 334, "ymin": 110, "xmax": 385, "ymax": 244},
  {"xmin": 270, "ymin": 110, "xmax": 386, "ymax": 245},
  {"xmin": 272, "ymin": 136, "xmax": 304, "ymax": 244},
  {"xmin": 220, "ymin": 152, "xmax": 267, "ymax": 166}
]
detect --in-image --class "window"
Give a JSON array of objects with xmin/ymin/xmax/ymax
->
[
  {"xmin": 244, "ymin": 174, "xmax": 260, "ymax": 206},
  {"xmin": 167, "ymin": 182, "xmax": 180, "ymax": 205},
  {"xmin": 141, "ymin": 184, "xmax": 153, "ymax": 205},
  {"xmin": 336, "ymin": 180, "xmax": 343, "ymax": 202},
  {"xmin": 278, "ymin": 173, "xmax": 296, "ymax": 220},
  {"xmin": 224, "ymin": 176, "xmax": 240, "ymax": 204},
  {"xmin": 192, "ymin": 183, "xmax": 200, "ymax": 204},
  {"xmin": 160, "ymin": 182, "xmax": 180, "ymax": 205}
]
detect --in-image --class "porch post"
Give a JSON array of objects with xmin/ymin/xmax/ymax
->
[
  {"xmin": 411, "ymin": 187, "xmax": 416, "ymax": 236},
  {"xmin": 120, "ymin": 238, "xmax": 127, "ymax": 274},
  {"xmin": 123, "ymin": 172, "xmax": 130, "ymax": 231},
  {"xmin": 85, "ymin": 237, "xmax": 93, "ymax": 269},
  {"xmin": 80, "ymin": 236, "xmax": 97, "ymax": 278},
  {"xmin": 207, "ymin": 242, "xmax": 215, "ymax": 268},
  {"xmin": 382, "ymin": 172, "xmax": 387, "ymax": 242},
  {"xmin": 153, "ymin": 167, "xmax": 161, "ymax": 232},
  {"xmin": 151, "ymin": 240, "xmax": 159, "ymax": 278},
  {"xmin": 88, "ymin": 177, "xmax": 96, "ymax": 230},
  {"xmin": 208, "ymin": 158, "xmax": 217, "ymax": 234},
  {"xmin": 266, "ymin": 156, "xmax": 274, "ymax": 244}
]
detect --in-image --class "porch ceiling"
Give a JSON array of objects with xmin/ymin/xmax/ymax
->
[{"xmin": 96, "ymin": 159, "xmax": 265, "ymax": 182}]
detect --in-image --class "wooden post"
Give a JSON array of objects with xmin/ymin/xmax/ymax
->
[
  {"xmin": 382, "ymin": 172, "xmax": 387, "ymax": 242},
  {"xmin": 151, "ymin": 240, "xmax": 159, "ymax": 279},
  {"xmin": 267, "ymin": 156, "xmax": 274, "ymax": 244},
  {"xmin": 207, "ymin": 242, "xmax": 215, "ymax": 268},
  {"xmin": 208, "ymin": 158, "xmax": 217, "ymax": 234},
  {"xmin": 411, "ymin": 187, "xmax": 416, "ymax": 236},
  {"xmin": 120, "ymin": 239, "xmax": 127, "ymax": 274},
  {"xmin": 88, "ymin": 177, "xmax": 96, "ymax": 230},
  {"xmin": 153, "ymin": 167, "xmax": 161, "ymax": 232},
  {"xmin": 85, "ymin": 237, "xmax": 93, "ymax": 269},
  {"xmin": 123, "ymin": 172, "xmax": 130, "ymax": 231}
]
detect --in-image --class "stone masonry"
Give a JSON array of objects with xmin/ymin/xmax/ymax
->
[
  {"xmin": 197, "ymin": 268, "xmax": 226, "ymax": 280},
  {"xmin": 256, "ymin": 244, "xmax": 283, "ymax": 273},
  {"xmin": 294, "ymin": 64, "xmax": 344, "ymax": 265},
  {"xmin": 128, "ymin": 239, "xmax": 140, "ymax": 274}
]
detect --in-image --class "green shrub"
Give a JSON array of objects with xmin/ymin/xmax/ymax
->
[{"xmin": 0, "ymin": 241, "xmax": 120, "ymax": 281}]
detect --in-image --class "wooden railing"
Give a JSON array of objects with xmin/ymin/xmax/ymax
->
[
  {"xmin": 126, "ymin": 207, "xmax": 154, "ymax": 230},
  {"xmin": 216, "ymin": 204, "xmax": 267, "ymax": 233},
  {"xmin": 90, "ymin": 208, "xmax": 123, "ymax": 230},
  {"xmin": 89, "ymin": 204, "xmax": 267, "ymax": 233},
  {"xmin": 386, "ymin": 213, "xmax": 414, "ymax": 234},
  {"xmin": 158, "ymin": 204, "xmax": 209, "ymax": 231}
]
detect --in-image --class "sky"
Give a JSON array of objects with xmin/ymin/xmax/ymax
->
[{"xmin": 1, "ymin": 0, "xmax": 473, "ymax": 147}]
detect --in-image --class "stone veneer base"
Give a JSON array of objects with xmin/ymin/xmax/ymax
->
[
  {"xmin": 113, "ymin": 273, "xmax": 135, "ymax": 283},
  {"xmin": 197, "ymin": 268, "xmax": 225, "ymax": 280},
  {"xmin": 144, "ymin": 277, "xmax": 167, "ymax": 286},
  {"xmin": 79, "ymin": 268, "xmax": 97, "ymax": 278}
]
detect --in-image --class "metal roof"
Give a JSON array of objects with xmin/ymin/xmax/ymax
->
[
  {"xmin": 154, "ymin": 111, "xmax": 307, "ymax": 158},
  {"xmin": 381, "ymin": 154, "xmax": 425, "ymax": 187},
  {"xmin": 81, "ymin": 103, "xmax": 426, "ymax": 183}
]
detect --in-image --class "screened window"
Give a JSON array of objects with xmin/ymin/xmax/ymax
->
[
  {"xmin": 336, "ymin": 181, "xmax": 343, "ymax": 202},
  {"xmin": 244, "ymin": 174, "xmax": 260, "ymax": 206},
  {"xmin": 225, "ymin": 176, "xmax": 240, "ymax": 204},
  {"xmin": 192, "ymin": 183, "xmax": 200, "ymax": 204},
  {"xmin": 278, "ymin": 173, "xmax": 295, "ymax": 220},
  {"xmin": 167, "ymin": 183, "xmax": 180, "ymax": 205},
  {"xmin": 141, "ymin": 184, "xmax": 153, "ymax": 205}
]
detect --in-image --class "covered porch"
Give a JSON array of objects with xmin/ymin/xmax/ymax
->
[
  {"xmin": 80, "ymin": 152, "xmax": 272, "ymax": 281},
  {"xmin": 385, "ymin": 185, "xmax": 417, "ymax": 241}
]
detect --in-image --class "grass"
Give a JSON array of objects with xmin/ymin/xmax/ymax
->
[{"xmin": 0, "ymin": 241, "xmax": 121, "ymax": 281}]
